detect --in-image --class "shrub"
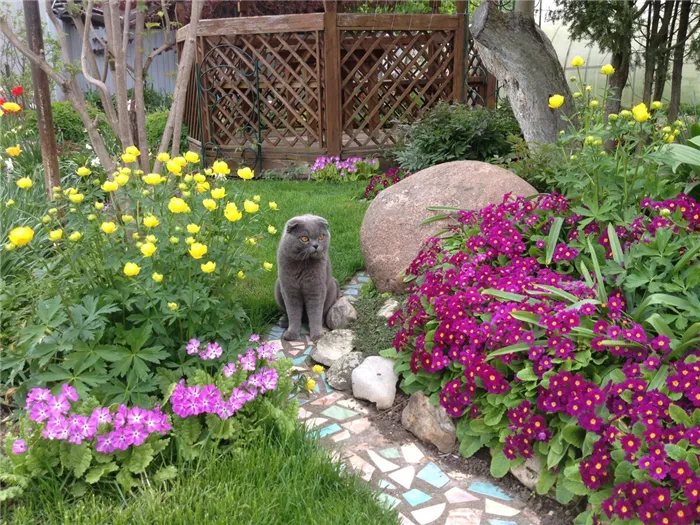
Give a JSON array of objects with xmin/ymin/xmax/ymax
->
[
  {"xmin": 310, "ymin": 156, "xmax": 380, "ymax": 182},
  {"xmin": 363, "ymin": 167, "xmax": 411, "ymax": 200},
  {"xmin": 146, "ymin": 110, "xmax": 189, "ymax": 153},
  {"xmin": 85, "ymin": 86, "xmax": 172, "ymax": 114},
  {"xmin": 23, "ymin": 101, "xmax": 113, "ymax": 145},
  {"xmin": 394, "ymin": 102, "xmax": 520, "ymax": 172}
]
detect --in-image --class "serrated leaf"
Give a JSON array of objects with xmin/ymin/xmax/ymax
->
[
  {"xmin": 669, "ymin": 404, "xmax": 692, "ymax": 427},
  {"xmin": 116, "ymin": 468, "xmax": 138, "ymax": 490},
  {"xmin": 84, "ymin": 462, "xmax": 119, "ymax": 484},
  {"xmin": 153, "ymin": 465, "xmax": 178, "ymax": 485},
  {"xmin": 128, "ymin": 443, "xmax": 154, "ymax": 474}
]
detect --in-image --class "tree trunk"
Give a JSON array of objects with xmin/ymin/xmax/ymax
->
[
  {"xmin": 133, "ymin": 2, "xmax": 150, "ymax": 171},
  {"xmin": 606, "ymin": 43, "xmax": 631, "ymax": 116},
  {"xmin": 653, "ymin": 0, "xmax": 679, "ymax": 102},
  {"xmin": 105, "ymin": 0, "xmax": 133, "ymax": 148},
  {"xmin": 668, "ymin": 0, "xmax": 690, "ymax": 121},
  {"xmin": 642, "ymin": 1, "xmax": 661, "ymax": 105},
  {"xmin": 471, "ymin": 0, "xmax": 573, "ymax": 145}
]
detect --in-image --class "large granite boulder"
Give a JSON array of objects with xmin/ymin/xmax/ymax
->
[
  {"xmin": 360, "ymin": 161, "xmax": 536, "ymax": 293},
  {"xmin": 401, "ymin": 391, "xmax": 456, "ymax": 453}
]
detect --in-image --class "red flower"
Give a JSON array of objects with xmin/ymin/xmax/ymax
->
[
  {"xmin": 11, "ymin": 86, "xmax": 23, "ymax": 97},
  {"xmin": 0, "ymin": 97, "xmax": 6, "ymax": 105}
]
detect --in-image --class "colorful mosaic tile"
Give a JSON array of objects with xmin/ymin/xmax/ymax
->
[
  {"xmin": 348, "ymin": 454, "xmax": 375, "ymax": 481},
  {"xmin": 317, "ymin": 423, "xmax": 342, "ymax": 438},
  {"xmin": 331, "ymin": 429, "xmax": 351, "ymax": 442},
  {"xmin": 341, "ymin": 417, "xmax": 371, "ymax": 434},
  {"xmin": 378, "ymin": 479, "xmax": 397, "ymax": 490},
  {"xmin": 416, "ymin": 462, "xmax": 449, "ymax": 488},
  {"xmin": 444, "ymin": 487, "xmax": 480, "ymax": 504},
  {"xmin": 367, "ymin": 450, "xmax": 400, "ymax": 473},
  {"xmin": 488, "ymin": 520, "xmax": 519, "ymax": 525},
  {"xmin": 389, "ymin": 466, "xmax": 416, "ymax": 489},
  {"xmin": 484, "ymin": 499, "xmax": 520, "ymax": 517},
  {"xmin": 403, "ymin": 489, "xmax": 432, "ymax": 507},
  {"xmin": 321, "ymin": 405, "xmax": 358, "ymax": 421},
  {"xmin": 379, "ymin": 447, "xmax": 401, "ymax": 459},
  {"xmin": 468, "ymin": 481, "xmax": 513, "ymax": 501},
  {"xmin": 411, "ymin": 503, "xmax": 446, "ymax": 525},
  {"xmin": 446, "ymin": 508, "xmax": 484, "ymax": 525},
  {"xmin": 401, "ymin": 443, "xmax": 425, "ymax": 464},
  {"xmin": 379, "ymin": 493, "xmax": 400, "ymax": 510},
  {"xmin": 311, "ymin": 391, "xmax": 345, "ymax": 406}
]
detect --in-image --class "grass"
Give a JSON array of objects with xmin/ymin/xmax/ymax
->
[
  {"xmin": 4, "ymin": 423, "xmax": 399, "ymax": 525},
  {"xmin": 352, "ymin": 288, "xmax": 402, "ymax": 356},
  {"xmin": 235, "ymin": 180, "xmax": 369, "ymax": 331}
]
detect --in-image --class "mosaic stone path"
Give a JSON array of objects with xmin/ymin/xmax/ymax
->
[{"xmin": 266, "ymin": 272, "xmax": 543, "ymax": 525}]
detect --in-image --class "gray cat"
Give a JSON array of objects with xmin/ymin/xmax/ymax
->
[{"xmin": 275, "ymin": 215, "xmax": 340, "ymax": 342}]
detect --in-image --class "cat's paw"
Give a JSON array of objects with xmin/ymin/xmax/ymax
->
[
  {"xmin": 310, "ymin": 332, "xmax": 322, "ymax": 343},
  {"xmin": 283, "ymin": 329, "xmax": 301, "ymax": 341},
  {"xmin": 278, "ymin": 315, "xmax": 289, "ymax": 328}
]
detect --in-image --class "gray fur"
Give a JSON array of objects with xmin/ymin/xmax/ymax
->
[{"xmin": 274, "ymin": 214, "xmax": 340, "ymax": 341}]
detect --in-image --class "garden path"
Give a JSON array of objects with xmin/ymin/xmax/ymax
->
[{"xmin": 265, "ymin": 272, "xmax": 548, "ymax": 525}]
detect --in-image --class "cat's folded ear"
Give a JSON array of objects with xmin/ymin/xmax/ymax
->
[
  {"xmin": 316, "ymin": 217, "xmax": 329, "ymax": 230},
  {"xmin": 286, "ymin": 217, "xmax": 302, "ymax": 233}
]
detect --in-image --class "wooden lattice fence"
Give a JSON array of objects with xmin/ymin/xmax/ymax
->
[{"xmin": 177, "ymin": 2, "xmax": 496, "ymax": 168}]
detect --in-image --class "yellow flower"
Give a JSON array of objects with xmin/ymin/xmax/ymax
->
[
  {"xmin": 5, "ymin": 243, "xmax": 15, "ymax": 251},
  {"xmin": 102, "ymin": 180, "xmax": 119, "ymax": 192},
  {"xmin": 173, "ymin": 156, "xmax": 187, "ymax": 167},
  {"xmin": 133, "ymin": 232, "xmax": 141, "ymax": 240},
  {"xmin": 41, "ymin": 215, "xmax": 51, "ymax": 224},
  {"xmin": 548, "ymin": 94, "xmax": 565, "ymax": 109},
  {"xmin": 135, "ymin": 169, "xmax": 143, "ymax": 176},
  {"xmin": 101, "ymin": 221, "xmax": 117, "ymax": 234},
  {"xmin": 87, "ymin": 214, "xmax": 97, "ymax": 221},
  {"xmin": 185, "ymin": 151, "xmax": 200, "ymax": 163},
  {"xmin": 48, "ymin": 207, "xmax": 57, "ymax": 215},
  {"xmin": 204, "ymin": 169, "xmax": 213, "ymax": 176},
  {"xmin": 53, "ymin": 186, "xmax": 62, "ymax": 194},
  {"xmin": 211, "ymin": 187, "xmax": 226, "ymax": 199},
  {"xmin": 188, "ymin": 242, "xmax": 208, "ymax": 259},
  {"xmin": 305, "ymin": 378, "xmax": 316, "ymax": 392},
  {"xmin": 662, "ymin": 126, "xmax": 672, "ymax": 133},
  {"xmin": 194, "ymin": 173, "xmax": 206, "ymax": 183},
  {"xmin": 169, "ymin": 236, "xmax": 179, "ymax": 245},
  {"xmin": 620, "ymin": 110, "xmax": 632, "ymax": 118},
  {"xmin": 589, "ymin": 100, "xmax": 599, "ymax": 108},
  {"xmin": 665, "ymin": 134, "xmax": 675, "ymax": 144},
  {"xmin": 166, "ymin": 160, "xmax": 182, "ymax": 175},
  {"xmin": 69, "ymin": 193, "xmax": 85, "ymax": 204},
  {"xmin": 6, "ymin": 200, "xmax": 15, "ymax": 207},
  {"xmin": 212, "ymin": 160, "xmax": 231, "ymax": 176},
  {"xmin": 8, "ymin": 226, "xmax": 34, "ymax": 246},
  {"xmin": 122, "ymin": 215, "xmax": 134, "ymax": 223},
  {"xmin": 182, "ymin": 191, "xmax": 191, "ymax": 198},
  {"xmin": 253, "ymin": 195, "xmax": 261, "ymax": 203},
  {"xmin": 237, "ymin": 270, "xmax": 245, "ymax": 280},
  {"xmin": 608, "ymin": 113, "xmax": 618, "ymax": 122},
  {"xmin": 263, "ymin": 262, "xmax": 273, "ymax": 271},
  {"xmin": 245, "ymin": 237, "xmax": 257, "ymax": 246},
  {"xmin": 120, "ymin": 167, "xmax": 132, "ymax": 175},
  {"xmin": 168, "ymin": 302, "xmax": 178, "ymax": 311},
  {"xmin": 168, "ymin": 197, "xmax": 191, "ymax": 214},
  {"xmin": 571, "ymin": 56, "xmax": 584, "ymax": 67},
  {"xmin": 95, "ymin": 202, "xmax": 105, "ymax": 210},
  {"xmin": 5, "ymin": 144, "xmax": 20, "ymax": 157},
  {"xmin": 632, "ymin": 102, "xmax": 650, "ymax": 123},
  {"xmin": 267, "ymin": 225, "xmax": 277, "ymax": 235},
  {"xmin": 651, "ymin": 101, "xmax": 663, "ymax": 110},
  {"xmin": 237, "ymin": 166, "xmax": 253, "ymax": 180},
  {"xmin": 152, "ymin": 272, "xmax": 163, "ymax": 283},
  {"xmin": 224, "ymin": 203, "xmax": 242, "ymax": 222},
  {"xmin": 178, "ymin": 183, "xmax": 188, "ymax": 191},
  {"xmin": 200, "ymin": 261, "xmax": 216, "ymax": 273},
  {"xmin": 196, "ymin": 182, "xmax": 210, "ymax": 193},
  {"xmin": 312, "ymin": 365, "xmax": 324, "ymax": 374},
  {"xmin": 146, "ymin": 235, "xmax": 157, "ymax": 243},
  {"xmin": 268, "ymin": 201, "xmax": 278, "ymax": 210},
  {"xmin": 143, "ymin": 173, "xmax": 164, "ymax": 185},
  {"xmin": 573, "ymin": 91, "xmax": 582, "ymax": 99},
  {"xmin": 125, "ymin": 146, "xmax": 140, "ymax": 157},
  {"xmin": 121, "ymin": 153, "xmax": 137, "ymax": 164},
  {"xmin": 16, "ymin": 177, "xmax": 33, "ymax": 189},
  {"xmin": 2, "ymin": 102, "xmax": 21, "ymax": 113},
  {"xmin": 184, "ymin": 174, "xmax": 193, "ymax": 183},
  {"xmin": 140, "ymin": 242, "xmax": 157, "ymax": 257},
  {"xmin": 69, "ymin": 231, "xmax": 83, "ymax": 242},
  {"xmin": 244, "ymin": 200, "xmax": 259, "ymax": 213},
  {"xmin": 123, "ymin": 262, "xmax": 141, "ymax": 277},
  {"xmin": 142, "ymin": 190, "xmax": 150, "ymax": 196},
  {"xmin": 115, "ymin": 173, "xmax": 129, "ymax": 186},
  {"xmin": 600, "ymin": 64, "xmax": 615, "ymax": 76},
  {"xmin": 49, "ymin": 229, "xmax": 63, "ymax": 241},
  {"xmin": 143, "ymin": 215, "xmax": 160, "ymax": 228},
  {"xmin": 202, "ymin": 199, "xmax": 217, "ymax": 211},
  {"xmin": 585, "ymin": 85, "xmax": 592, "ymax": 92},
  {"xmin": 673, "ymin": 129, "xmax": 680, "ymax": 136},
  {"xmin": 187, "ymin": 223, "xmax": 201, "ymax": 234},
  {"xmin": 157, "ymin": 152, "xmax": 170, "ymax": 163},
  {"xmin": 76, "ymin": 166, "xmax": 92, "ymax": 177},
  {"xmin": 185, "ymin": 236, "xmax": 195, "ymax": 245}
]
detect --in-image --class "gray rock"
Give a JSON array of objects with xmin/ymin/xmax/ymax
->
[
  {"xmin": 377, "ymin": 298, "xmax": 400, "ymax": 319},
  {"xmin": 510, "ymin": 455, "xmax": 543, "ymax": 491},
  {"xmin": 326, "ymin": 351, "xmax": 364, "ymax": 391},
  {"xmin": 310, "ymin": 329, "xmax": 355, "ymax": 367},
  {"xmin": 351, "ymin": 356, "xmax": 398, "ymax": 409},
  {"xmin": 401, "ymin": 391, "xmax": 456, "ymax": 453},
  {"xmin": 326, "ymin": 296, "xmax": 358, "ymax": 330}
]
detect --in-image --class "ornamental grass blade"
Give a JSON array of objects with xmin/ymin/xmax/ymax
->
[
  {"xmin": 486, "ymin": 343, "xmax": 531, "ymax": 361},
  {"xmin": 545, "ymin": 217, "xmax": 564, "ymax": 265},
  {"xmin": 606, "ymin": 224, "xmax": 624, "ymax": 266},
  {"xmin": 586, "ymin": 237, "xmax": 608, "ymax": 303},
  {"xmin": 672, "ymin": 242, "xmax": 700, "ymax": 275},
  {"xmin": 482, "ymin": 288, "xmax": 527, "ymax": 302}
]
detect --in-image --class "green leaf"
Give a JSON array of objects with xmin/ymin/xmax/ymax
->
[
  {"xmin": 482, "ymin": 289, "xmax": 527, "ymax": 303},
  {"xmin": 536, "ymin": 467, "xmax": 556, "ymax": 495},
  {"xmin": 152, "ymin": 465, "xmax": 177, "ymax": 484},
  {"xmin": 459, "ymin": 435, "xmax": 485, "ymax": 458},
  {"xmin": 586, "ymin": 238, "xmax": 608, "ymax": 303},
  {"xmin": 607, "ymin": 223, "xmax": 624, "ymax": 265},
  {"xmin": 60, "ymin": 442, "xmax": 92, "ymax": 479},
  {"xmin": 555, "ymin": 481, "xmax": 575, "ymax": 504},
  {"xmin": 545, "ymin": 217, "xmax": 564, "ymax": 265},
  {"xmin": 547, "ymin": 442, "xmax": 569, "ymax": 469},
  {"xmin": 128, "ymin": 443, "xmax": 154, "ymax": 474},
  {"xmin": 84, "ymin": 462, "xmax": 118, "ymax": 484},
  {"xmin": 665, "ymin": 443, "xmax": 686, "ymax": 461},
  {"xmin": 672, "ymin": 242, "xmax": 700, "ymax": 275},
  {"xmin": 379, "ymin": 348, "xmax": 397, "ymax": 359},
  {"xmin": 634, "ymin": 294, "xmax": 694, "ymax": 321},
  {"xmin": 509, "ymin": 310, "xmax": 542, "ymax": 325},
  {"xmin": 648, "ymin": 365, "xmax": 669, "ymax": 391},
  {"xmin": 486, "ymin": 343, "xmax": 531, "ymax": 361},
  {"xmin": 516, "ymin": 367, "xmax": 538, "ymax": 382},
  {"xmin": 669, "ymin": 404, "xmax": 692, "ymax": 427},
  {"xmin": 116, "ymin": 469, "xmax": 138, "ymax": 491},
  {"xmin": 645, "ymin": 313, "xmax": 675, "ymax": 339},
  {"xmin": 530, "ymin": 283, "xmax": 580, "ymax": 303},
  {"xmin": 614, "ymin": 461, "xmax": 635, "ymax": 484},
  {"xmin": 562, "ymin": 425, "xmax": 586, "ymax": 448},
  {"xmin": 490, "ymin": 451, "xmax": 510, "ymax": 478}
]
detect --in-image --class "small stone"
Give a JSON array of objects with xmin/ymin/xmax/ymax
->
[
  {"xmin": 377, "ymin": 298, "xmax": 400, "ymax": 319},
  {"xmin": 326, "ymin": 351, "xmax": 364, "ymax": 390},
  {"xmin": 402, "ymin": 392, "xmax": 456, "ymax": 453},
  {"xmin": 352, "ymin": 356, "xmax": 398, "ymax": 409},
  {"xmin": 326, "ymin": 296, "xmax": 359, "ymax": 329},
  {"xmin": 310, "ymin": 329, "xmax": 355, "ymax": 367},
  {"xmin": 509, "ymin": 455, "xmax": 542, "ymax": 491}
]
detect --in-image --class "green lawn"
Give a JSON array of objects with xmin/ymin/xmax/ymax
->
[
  {"xmin": 4, "ymin": 423, "xmax": 399, "ymax": 525},
  {"xmin": 236, "ymin": 180, "xmax": 369, "ymax": 331}
]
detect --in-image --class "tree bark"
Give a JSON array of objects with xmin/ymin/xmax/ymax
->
[
  {"xmin": 105, "ymin": 0, "xmax": 133, "ymax": 148},
  {"xmin": 668, "ymin": 0, "xmax": 690, "ymax": 121},
  {"xmin": 471, "ymin": 0, "xmax": 573, "ymax": 145},
  {"xmin": 606, "ymin": 42, "xmax": 631, "ymax": 116},
  {"xmin": 133, "ymin": 1, "xmax": 150, "ymax": 171},
  {"xmin": 642, "ymin": 1, "xmax": 661, "ymax": 105},
  {"xmin": 653, "ymin": 0, "xmax": 679, "ymax": 102}
]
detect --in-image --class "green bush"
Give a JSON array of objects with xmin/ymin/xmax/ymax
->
[
  {"xmin": 23, "ymin": 102, "xmax": 112, "ymax": 145},
  {"xmin": 146, "ymin": 110, "xmax": 189, "ymax": 153},
  {"xmin": 394, "ymin": 102, "xmax": 521, "ymax": 172},
  {"xmin": 84, "ymin": 85, "xmax": 172, "ymax": 114}
]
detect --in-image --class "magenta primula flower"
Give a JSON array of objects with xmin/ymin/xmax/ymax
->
[
  {"xmin": 11, "ymin": 439, "xmax": 26, "ymax": 454},
  {"xmin": 223, "ymin": 362, "xmax": 237, "ymax": 377},
  {"xmin": 186, "ymin": 338, "xmax": 201, "ymax": 355}
]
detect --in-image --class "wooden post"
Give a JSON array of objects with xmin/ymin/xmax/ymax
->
[
  {"xmin": 486, "ymin": 74, "xmax": 497, "ymax": 109},
  {"xmin": 452, "ymin": 0, "xmax": 466, "ymax": 102},
  {"xmin": 324, "ymin": 0, "xmax": 342, "ymax": 156},
  {"xmin": 23, "ymin": 0, "xmax": 60, "ymax": 200}
]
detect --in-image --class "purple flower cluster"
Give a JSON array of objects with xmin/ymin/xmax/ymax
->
[
  {"xmin": 311, "ymin": 155, "xmax": 377, "ymax": 176},
  {"xmin": 363, "ymin": 167, "xmax": 411, "ymax": 200}
]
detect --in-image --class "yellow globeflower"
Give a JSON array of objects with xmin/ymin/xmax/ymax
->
[
  {"xmin": 213, "ymin": 160, "xmax": 231, "ymax": 176},
  {"xmin": 168, "ymin": 197, "xmax": 191, "ymax": 214},
  {"xmin": 211, "ymin": 187, "xmax": 226, "ymax": 199},
  {"xmin": 49, "ymin": 229, "xmax": 63, "ymax": 241},
  {"xmin": 601, "ymin": 64, "xmax": 615, "ymax": 76},
  {"xmin": 143, "ymin": 173, "xmax": 164, "ymax": 185},
  {"xmin": 101, "ymin": 222, "xmax": 117, "ymax": 234},
  {"xmin": 185, "ymin": 236, "xmax": 195, "ymax": 245},
  {"xmin": 571, "ymin": 56, "xmax": 584, "ymax": 67},
  {"xmin": 48, "ymin": 207, "xmax": 57, "ymax": 215},
  {"xmin": 152, "ymin": 272, "xmax": 163, "ymax": 283},
  {"xmin": 202, "ymin": 199, "xmax": 217, "ymax": 211},
  {"xmin": 95, "ymin": 202, "xmax": 105, "ymax": 210},
  {"xmin": 125, "ymin": 146, "xmax": 140, "ymax": 157},
  {"xmin": 69, "ymin": 231, "xmax": 83, "ymax": 242},
  {"xmin": 8, "ymin": 226, "xmax": 34, "ymax": 246},
  {"xmin": 253, "ymin": 195, "xmax": 261, "ymax": 203},
  {"xmin": 237, "ymin": 270, "xmax": 245, "ymax": 280},
  {"xmin": 650, "ymin": 101, "xmax": 663, "ymax": 110},
  {"xmin": 267, "ymin": 225, "xmax": 277, "ymax": 235},
  {"xmin": 41, "ymin": 215, "xmax": 51, "ymax": 224},
  {"xmin": 182, "ymin": 191, "xmax": 191, "ymax": 198},
  {"xmin": 305, "ymin": 378, "xmax": 316, "ymax": 392},
  {"xmin": 268, "ymin": 201, "xmax": 278, "ymax": 210},
  {"xmin": 187, "ymin": 223, "xmax": 201, "ymax": 234},
  {"xmin": 143, "ymin": 215, "xmax": 160, "ymax": 228},
  {"xmin": 608, "ymin": 113, "xmax": 618, "ymax": 122},
  {"xmin": 184, "ymin": 174, "xmax": 193, "ymax": 183},
  {"xmin": 548, "ymin": 94, "xmax": 565, "ymax": 109},
  {"xmin": 120, "ymin": 167, "xmax": 132, "ymax": 175},
  {"xmin": 589, "ymin": 100, "xmax": 599, "ymax": 108},
  {"xmin": 312, "ymin": 365, "xmax": 324, "ymax": 374},
  {"xmin": 168, "ymin": 302, "xmax": 178, "ymax": 311},
  {"xmin": 123, "ymin": 262, "xmax": 141, "ymax": 277},
  {"xmin": 173, "ymin": 156, "xmax": 188, "ymax": 167},
  {"xmin": 76, "ymin": 166, "xmax": 92, "ymax": 177},
  {"xmin": 121, "ymin": 153, "xmax": 137, "ymax": 164},
  {"xmin": 169, "ymin": 236, "xmax": 179, "ymax": 245},
  {"xmin": 632, "ymin": 102, "xmax": 650, "ymax": 123},
  {"xmin": 16, "ymin": 177, "xmax": 33, "ymax": 189},
  {"xmin": 146, "ymin": 235, "xmax": 157, "ymax": 243},
  {"xmin": 5, "ymin": 243, "xmax": 16, "ymax": 251},
  {"xmin": 194, "ymin": 173, "xmax": 206, "ymax": 183},
  {"xmin": 133, "ymin": 232, "xmax": 141, "ymax": 240},
  {"xmin": 157, "ymin": 152, "xmax": 170, "ymax": 163},
  {"xmin": 69, "ymin": 193, "xmax": 85, "ymax": 204},
  {"xmin": 244, "ymin": 200, "xmax": 259, "ymax": 213},
  {"xmin": 237, "ymin": 166, "xmax": 253, "ymax": 180},
  {"xmin": 196, "ymin": 182, "xmax": 210, "ymax": 193},
  {"xmin": 115, "ymin": 173, "xmax": 129, "ymax": 186},
  {"xmin": 200, "ymin": 261, "xmax": 216, "ymax": 273},
  {"xmin": 188, "ymin": 242, "xmax": 208, "ymax": 259},
  {"xmin": 245, "ymin": 237, "xmax": 257, "ymax": 246},
  {"xmin": 6, "ymin": 200, "xmax": 15, "ymax": 208},
  {"xmin": 620, "ymin": 110, "xmax": 632, "ymax": 118},
  {"xmin": 263, "ymin": 262, "xmax": 273, "ymax": 271},
  {"xmin": 140, "ymin": 242, "xmax": 157, "ymax": 257},
  {"xmin": 224, "ymin": 202, "xmax": 242, "ymax": 222},
  {"xmin": 166, "ymin": 160, "xmax": 182, "ymax": 175},
  {"xmin": 665, "ymin": 134, "xmax": 675, "ymax": 144},
  {"xmin": 184, "ymin": 151, "xmax": 200, "ymax": 163},
  {"xmin": 122, "ymin": 215, "xmax": 134, "ymax": 223},
  {"xmin": 102, "ymin": 180, "xmax": 119, "ymax": 192},
  {"xmin": 5, "ymin": 144, "xmax": 20, "ymax": 157},
  {"xmin": 87, "ymin": 214, "xmax": 97, "ymax": 221},
  {"xmin": 2, "ymin": 102, "xmax": 21, "ymax": 113}
]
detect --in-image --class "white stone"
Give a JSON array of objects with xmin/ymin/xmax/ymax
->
[
  {"xmin": 351, "ymin": 356, "xmax": 398, "ymax": 409},
  {"xmin": 377, "ymin": 298, "xmax": 401, "ymax": 319},
  {"xmin": 326, "ymin": 296, "xmax": 358, "ymax": 330},
  {"xmin": 310, "ymin": 329, "xmax": 355, "ymax": 367}
]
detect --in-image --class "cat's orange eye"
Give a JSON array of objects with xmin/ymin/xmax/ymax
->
[
  {"xmin": 300, "ymin": 236, "xmax": 310, "ymax": 243},
  {"xmin": 318, "ymin": 235, "xmax": 325, "ymax": 241}
]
